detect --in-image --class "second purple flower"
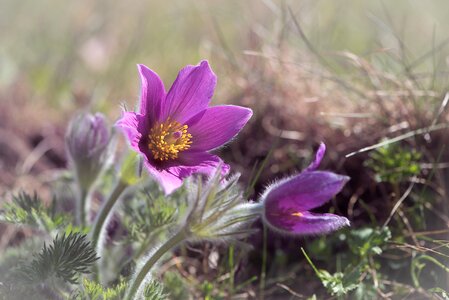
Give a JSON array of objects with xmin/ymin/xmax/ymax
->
[
  {"xmin": 261, "ymin": 143, "xmax": 350, "ymax": 235},
  {"xmin": 116, "ymin": 61, "xmax": 252, "ymax": 194}
]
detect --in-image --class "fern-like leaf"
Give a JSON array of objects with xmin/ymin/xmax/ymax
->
[
  {"xmin": 71, "ymin": 278, "xmax": 127, "ymax": 300},
  {"xmin": 143, "ymin": 280, "xmax": 169, "ymax": 300},
  {"xmin": 15, "ymin": 232, "xmax": 99, "ymax": 284},
  {"xmin": 0, "ymin": 191, "xmax": 68, "ymax": 231}
]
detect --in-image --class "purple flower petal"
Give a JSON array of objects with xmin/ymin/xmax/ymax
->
[
  {"xmin": 305, "ymin": 142, "xmax": 326, "ymax": 172},
  {"xmin": 115, "ymin": 112, "xmax": 143, "ymax": 151},
  {"xmin": 162, "ymin": 61, "xmax": 216, "ymax": 123},
  {"xmin": 185, "ymin": 105, "xmax": 253, "ymax": 151},
  {"xmin": 260, "ymin": 143, "xmax": 350, "ymax": 236},
  {"xmin": 262, "ymin": 171, "xmax": 349, "ymax": 212},
  {"xmin": 264, "ymin": 210, "xmax": 350, "ymax": 235},
  {"xmin": 119, "ymin": 61, "xmax": 252, "ymax": 194},
  {"xmin": 178, "ymin": 151, "xmax": 230, "ymax": 177},
  {"xmin": 144, "ymin": 152, "xmax": 229, "ymax": 195},
  {"xmin": 144, "ymin": 162, "xmax": 184, "ymax": 195},
  {"xmin": 137, "ymin": 64, "xmax": 166, "ymax": 126}
]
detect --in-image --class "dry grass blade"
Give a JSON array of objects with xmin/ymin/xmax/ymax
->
[
  {"xmin": 382, "ymin": 181, "xmax": 415, "ymax": 228},
  {"xmin": 346, "ymin": 123, "xmax": 449, "ymax": 157}
]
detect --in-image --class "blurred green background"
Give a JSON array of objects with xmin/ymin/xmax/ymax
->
[{"xmin": 2, "ymin": 0, "xmax": 449, "ymax": 113}]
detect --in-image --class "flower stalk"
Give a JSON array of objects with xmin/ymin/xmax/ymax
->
[
  {"xmin": 76, "ymin": 186, "xmax": 88, "ymax": 227},
  {"xmin": 125, "ymin": 228, "xmax": 190, "ymax": 300},
  {"xmin": 90, "ymin": 180, "xmax": 128, "ymax": 251},
  {"xmin": 91, "ymin": 151, "xmax": 141, "ymax": 251}
]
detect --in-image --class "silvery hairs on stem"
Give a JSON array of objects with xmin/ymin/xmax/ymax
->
[
  {"xmin": 126, "ymin": 167, "xmax": 260, "ymax": 300},
  {"xmin": 182, "ymin": 168, "xmax": 261, "ymax": 242}
]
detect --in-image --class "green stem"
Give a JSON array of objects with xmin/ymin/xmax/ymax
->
[
  {"xmin": 125, "ymin": 229, "xmax": 189, "ymax": 300},
  {"xmin": 134, "ymin": 225, "xmax": 167, "ymax": 260},
  {"xmin": 91, "ymin": 180, "xmax": 128, "ymax": 251},
  {"xmin": 259, "ymin": 223, "xmax": 267, "ymax": 300},
  {"xmin": 77, "ymin": 187, "xmax": 88, "ymax": 227},
  {"xmin": 229, "ymin": 245, "xmax": 235, "ymax": 296},
  {"xmin": 118, "ymin": 224, "xmax": 170, "ymax": 273}
]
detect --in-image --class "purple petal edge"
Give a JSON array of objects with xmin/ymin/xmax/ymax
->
[
  {"xmin": 163, "ymin": 60, "xmax": 217, "ymax": 123},
  {"xmin": 262, "ymin": 171, "xmax": 350, "ymax": 212},
  {"xmin": 137, "ymin": 64, "xmax": 166, "ymax": 126},
  {"xmin": 144, "ymin": 152, "xmax": 229, "ymax": 195},
  {"xmin": 115, "ymin": 111, "xmax": 143, "ymax": 152},
  {"xmin": 305, "ymin": 142, "xmax": 326, "ymax": 172},
  {"xmin": 186, "ymin": 105, "xmax": 253, "ymax": 151},
  {"xmin": 143, "ymin": 162, "xmax": 184, "ymax": 195},
  {"xmin": 264, "ymin": 211, "xmax": 350, "ymax": 236}
]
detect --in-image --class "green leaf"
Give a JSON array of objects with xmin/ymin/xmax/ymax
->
[
  {"xmin": 354, "ymin": 282, "xmax": 378, "ymax": 300},
  {"xmin": 143, "ymin": 280, "xmax": 169, "ymax": 300},
  {"xmin": 411, "ymin": 255, "xmax": 449, "ymax": 288},
  {"xmin": 72, "ymin": 278, "xmax": 127, "ymax": 300},
  {"xmin": 123, "ymin": 187, "xmax": 179, "ymax": 244},
  {"xmin": 120, "ymin": 151, "xmax": 142, "ymax": 186},
  {"xmin": 301, "ymin": 248, "xmax": 360, "ymax": 296},
  {"xmin": 163, "ymin": 271, "xmax": 188, "ymax": 300},
  {"xmin": 348, "ymin": 227, "xmax": 391, "ymax": 257},
  {"xmin": 0, "ymin": 191, "xmax": 69, "ymax": 232},
  {"xmin": 365, "ymin": 143, "xmax": 422, "ymax": 184},
  {"xmin": 429, "ymin": 287, "xmax": 449, "ymax": 300},
  {"xmin": 13, "ymin": 232, "xmax": 99, "ymax": 284}
]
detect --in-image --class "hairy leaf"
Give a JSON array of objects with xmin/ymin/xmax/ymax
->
[{"xmin": 14, "ymin": 232, "xmax": 99, "ymax": 284}]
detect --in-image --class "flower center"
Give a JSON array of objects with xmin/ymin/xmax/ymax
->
[
  {"xmin": 148, "ymin": 118, "xmax": 192, "ymax": 161},
  {"xmin": 291, "ymin": 212, "xmax": 303, "ymax": 217}
]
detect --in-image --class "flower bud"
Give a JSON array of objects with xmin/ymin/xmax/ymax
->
[
  {"xmin": 260, "ymin": 143, "xmax": 350, "ymax": 236},
  {"xmin": 65, "ymin": 112, "xmax": 113, "ymax": 190},
  {"xmin": 183, "ymin": 170, "xmax": 259, "ymax": 242}
]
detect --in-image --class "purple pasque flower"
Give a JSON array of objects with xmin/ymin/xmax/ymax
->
[
  {"xmin": 261, "ymin": 143, "xmax": 350, "ymax": 235},
  {"xmin": 116, "ymin": 61, "xmax": 252, "ymax": 194}
]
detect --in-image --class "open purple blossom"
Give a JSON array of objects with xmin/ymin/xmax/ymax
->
[
  {"xmin": 115, "ymin": 61, "xmax": 252, "ymax": 194},
  {"xmin": 261, "ymin": 143, "xmax": 350, "ymax": 235}
]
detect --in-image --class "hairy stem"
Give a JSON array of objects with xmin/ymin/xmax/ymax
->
[
  {"xmin": 91, "ymin": 180, "xmax": 128, "ymax": 254},
  {"xmin": 259, "ymin": 223, "xmax": 267, "ymax": 300},
  {"xmin": 125, "ymin": 228, "xmax": 189, "ymax": 300},
  {"xmin": 76, "ymin": 187, "xmax": 88, "ymax": 227}
]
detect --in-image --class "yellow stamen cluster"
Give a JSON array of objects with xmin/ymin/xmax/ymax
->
[
  {"xmin": 291, "ymin": 212, "xmax": 303, "ymax": 217},
  {"xmin": 148, "ymin": 119, "xmax": 192, "ymax": 161}
]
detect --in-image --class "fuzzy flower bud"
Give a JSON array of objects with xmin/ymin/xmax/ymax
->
[
  {"xmin": 183, "ymin": 169, "xmax": 260, "ymax": 242},
  {"xmin": 66, "ymin": 112, "xmax": 113, "ymax": 190}
]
